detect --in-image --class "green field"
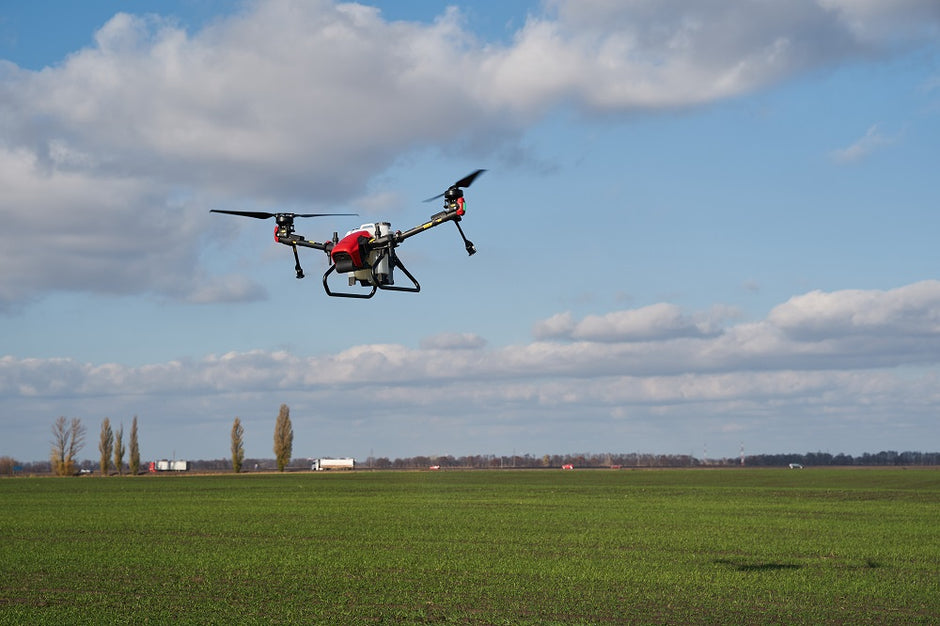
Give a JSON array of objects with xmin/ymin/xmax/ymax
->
[{"xmin": 1, "ymin": 468, "xmax": 938, "ymax": 624}]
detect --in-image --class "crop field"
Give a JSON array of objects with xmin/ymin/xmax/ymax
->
[{"xmin": 1, "ymin": 468, "xmax": 938, "ymax": 624}]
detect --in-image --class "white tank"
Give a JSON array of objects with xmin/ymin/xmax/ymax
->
[{"xmin": 348, "ymin": 223, "xmax": 392, "ymax": 285}]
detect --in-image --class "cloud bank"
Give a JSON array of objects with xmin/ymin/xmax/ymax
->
[{"xmin": 4, "ymin": 281, "xmax": 940, "ymax": 460}]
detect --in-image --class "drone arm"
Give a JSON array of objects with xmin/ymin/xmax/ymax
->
[
  {"xmin": 393, "ymin": 206, "xmax": 461, "ymax": 242},
  {"xmin": 275, "ymin": 233, "xmax": 334, "ymax": 279},
  {"xmin": 276, "ymin": 233, "xmax": 331, "ymax": 253},
  {"xmin": 388, "ymin": 202, "xmax": 475, "ymax": 255}
]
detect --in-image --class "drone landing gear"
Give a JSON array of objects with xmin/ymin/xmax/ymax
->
[
  {"xmin": 376, "ymin": 253, "xmax": 421, "ymax": 294},
  {"xmin": 455, "ymin": 220, "xmax": 476, "ymax": 256},
  {"xmin": 321, "ymin": 251, "xmax": 420, "ymax": 299},
  {"xmin": 322, "ymin": 266, "xmax": 376, "ymax": 298},
  {"xmin": 291, "ymin": 245, "xmax": 305, "ymax": 279}
]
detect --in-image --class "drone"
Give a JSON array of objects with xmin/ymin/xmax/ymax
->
[{"xmin": 211, "ymin": 170, "xmax": 484, "ymax": 299}]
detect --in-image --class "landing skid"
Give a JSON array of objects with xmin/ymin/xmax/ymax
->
[{"xmin": 321, "ymin": 251, "xmax": 421, "ymax": 299}]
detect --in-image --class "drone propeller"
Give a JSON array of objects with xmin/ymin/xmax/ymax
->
[
  {"xmin": 210, "ymin": 209, "xmax": 356, "ymax": 220},
  {"xmin": 423, "ymin": 169, "xmax": 486, "ymax": 202}
]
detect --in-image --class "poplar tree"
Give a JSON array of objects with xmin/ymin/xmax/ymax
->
[
  {"xmin": 273, "ymin": 404, "xmax": 293, "ymax": 472},
  {"xmin": 99, "ymin": 418, "xmax": 113, "ymax": 476},
  {"xmin": 129, "ymin": 416, "xmax": 140, "ymax": 475},
  {"xmin": 231, "ymin": 417, "xmax": 245, "ymax": 473},
  {"xmin": 113, "ymin": 423, "xmax": 125, "ymax": 476}
]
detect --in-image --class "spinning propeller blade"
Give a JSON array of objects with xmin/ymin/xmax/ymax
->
[
  {"xmin": 210, "ymin": 210, "xmax": 356, "ymax": 219},
  {"xmin": 423, "ymin": 169, "xmax": 486, "ymax": 202}
]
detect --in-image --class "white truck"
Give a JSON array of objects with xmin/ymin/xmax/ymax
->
[
  {"xmin": 311, "ymin": 458, "xmax": 355, "ymax": 471},
  {"xmin": 154, "ymin": 459, "xmax": 189, "ymax": 472}
]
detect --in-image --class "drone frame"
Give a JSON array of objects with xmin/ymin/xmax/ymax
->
[
  {"xmin": 212, "ymin": 170, "xmax": 483, "ymax": 299},
  {"xmin": 284, "ymin": 196, "xmax": 475, "ymax": 299}
]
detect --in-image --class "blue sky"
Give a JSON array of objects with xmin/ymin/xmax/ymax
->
[{"xmin": 2, "ymin": 0, "xmax": 939, "ymax": 465}]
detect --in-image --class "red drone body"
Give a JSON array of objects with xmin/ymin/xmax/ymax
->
[{"xmin": 331, "ymin": 229, "xmax": 373, "ymax": 272}]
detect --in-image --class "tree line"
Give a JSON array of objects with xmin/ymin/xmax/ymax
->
[
  {"xmin": 7, "ymin": 447, "xmax": 939, "ymax": 476},
  {"xmin": 204, "ymin": 449, "xmax": 940, "ymax": 470},
  {"xmin": 46, "ymin": 415, "xmax": 142, "ymax": 476},
  {"xmin": 0, "ymin": 404, "xmax": 296, "ymax": 476},
  {"xmin": 740, "ymin": 450, "xmax": 940, "ymax": 467},
  {"xmin": 357, "ymin": 450, "xmax": 940, "ymax": 469},
  {"xmin": 1, "ymin": 406, "xmax": 937, "ymax": 475}
]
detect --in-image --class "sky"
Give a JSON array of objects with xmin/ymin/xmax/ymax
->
[{"xmin": 1, "ymin": 0, "xmax": 939, "ymax": 465}]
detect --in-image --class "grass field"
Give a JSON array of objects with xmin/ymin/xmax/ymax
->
[{"xmin": 1, "ymin": 468, "xmax": 938, "ymax": 624}]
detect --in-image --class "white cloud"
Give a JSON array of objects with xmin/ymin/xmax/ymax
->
[
  {"xmin": 769, "ymin": 281, "xmax": 940, "ymax": 339},
  {"xmin": 516, "ymin": 0, "xmax": 938, "ymax": 110},
  {"xmin": 532, "ymin": 312, "xmax": 576, "ymax": 339},
  {"xmin": 0, "ymin": 146, "xmax": 258, "ymax": 308},
  {"xmin": 829, "ymin": 124, "xmax": 896, "ymax": 163},
  {"xmin": 818, "ymin": 0, "xmax": 940, "ymax": 42},
  {"xmin": 420, "ymin": 332, "xmax": 487, "ymax": 350},
  {"xmin": 533, "ymin": 303, "xmax": 733, "ymax": 342}
]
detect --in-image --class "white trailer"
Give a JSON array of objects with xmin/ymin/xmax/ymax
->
[
  {"xmin": 154, "ymin": 459, "xmax": 189, "ymax": 472},
  {"xmin": 311, "ymin": 458, "xmax": 355, "ymax": 471}
]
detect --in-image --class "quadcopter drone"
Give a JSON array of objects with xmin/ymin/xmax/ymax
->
[{"xmin": 211, "ymin": 170, "xmax": 484, "ymax": 299}]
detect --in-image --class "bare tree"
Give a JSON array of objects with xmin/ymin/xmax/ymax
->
[
  {"xmin": 129, "ymin": 416, "xmax": 140, "ymax": 475},
  {"xmin": 113, "ymin": 423, "xmax": 125, "ymax": 476},
  {"xmin": 0, "ymin": 456, "xmax": 16, "ymax": 475},
  {"xmin": 99, "ymin": 418, "xmax": 113, "ymax": 476},
  {"xmin": 67, "ymin": 418, "xmax": 86, "ymax": 473},
  {"xmin": 273, "ymin": 404, "xmax": 293, "ymax": 472},
  {"xmin": 231, "ymin": 417, "xmax": 245, "ymax": 473},
  {"xmin": 50, "ymin": 417, "xmax": 70, "ymax": 476},
  {"xmin": 50, "ymin": 417, "xmax": 86, "ymax": 476}
]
